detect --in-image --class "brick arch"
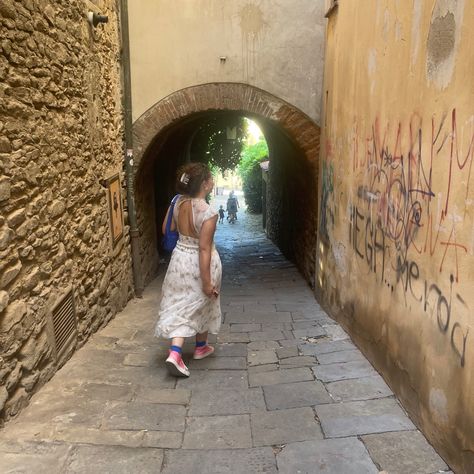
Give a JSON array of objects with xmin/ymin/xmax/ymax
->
[
  {"xmin": 132, "ymin": 82, "xmax": 320, "ymax": 177},
  {"xmin": 131, "ymin": 82, "xmax": 321, "ymax": 290}
]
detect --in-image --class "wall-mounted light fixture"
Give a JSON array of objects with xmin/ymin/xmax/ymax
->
[
  {"xmin": 87, "ymin": 11, "xmax": 109, "ymax": 27},
  {"xmin": 220, "ymin": 56, "xmax": 227, "ymax": 64}
]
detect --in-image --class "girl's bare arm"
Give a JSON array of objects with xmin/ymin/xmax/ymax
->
[{"xmin": 199, "ymin": 215, "xmax": 218, "ymax": 297}]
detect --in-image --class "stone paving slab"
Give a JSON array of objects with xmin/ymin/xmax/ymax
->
[
  {"xmin": 315, "ymin": 398, "xmax": 416, "ymax": 437},
  {"xmin": 213, "ymin": 343, "xmax": 247, "ymax": 357},
  {"xmin": 0, "ymin": 441, "xmax": 71, "ymax": 474},
  {"xmin": 17, "ymin": 394, "xmax": 105, "ymax": 429},
  {"xmin": 247, "ymin": 340, "xmax": 280, "ymax": 350},
  {"xmin": 293, "ymin": 326, "xmax": 327, "ymax": 339},
  {"xmin": 162, "ymin": 447, "xmax": 277, "ymax": 473},
  {"xmin": 261, "ymin": 322, "xmax": 293, "ymax": 330},
  {"xmin": 0, "ymin": 421, "xmax": 183, "ymax": 450},
  {"xmin": 276, "ymin": 438, "xmax": 379, "ymax": 474},
  {"xmin": 134, "ymin": 388, "xmax": 191, "ymax": 405},
  {"xmin": 276, "ymin": 303, "xmax": 323, "ymax": 312},
  {"xmin": 276, "ymin": 346, "xmax": 298, "ymax": 359},
  {"xmin": 140, "ymin": 431, "xmax": 183, "ymax": 449},
  {"xmin": 249, "ymin": 329, "xmax": 285, "ymax": 341},
  {"xmin": 279, "ymin": 355, "xmax": 316, "ymax": 368},
  {"xmin": 316, "ymin": 348, "xmax": 366, "ymax": 364},
  {"xmin": 362, "ymin": 430, "xmax": 449, "ymax": 474},
  {"xmin": 292, "ymin": 312, "xmax": 336, "ymax": 324},
  {"xmin": 230, "ymin": 323, "xmax": 261, "ymax": 332},
  {"xmin": 263, "ymin": 380, "xmax": 332, "ymax": 410},
  {"xmin": 182, "ymin": 415, "xmax": 252, "ymax": 449},
  {"xmin": 123, "ymin": 351, "xmax": 163, "ymax": 367},
  {"xmin": 248, "ymin": 363, "xmax": 278, "ymax": 375},
  {"xmin": 299, "ymin": 339, "xmax": 356, "ymax": 355},
  {"xmin": 176, "ymin": 370, "xmax": 248, "ymax": 390},
  {"xmin": 217, "ymin": 332, "xmax": 250, "ymax": 343},
  {"xmin": 322, "ymin": 324, "xmax": 350, "ymax": 341},
  {"xmin": 250, "ymin": 407, "xmax": 323, "ymax": 446},
  {"xmin": 186, "ymin": 356, "xmax": 246, "ymax": 370},
  {"xmin": 243, "ymin": 304, "xmax": 276, "ymax": 312},
  {"xmin": 292, "ymin": 320, "xmax": 324, "ymax": 329},
  {"xmin": 81, "ymin": 365, "xmax": 177, "ymax": 390},
  {"xmin": 249, "ymin": 367, "xmax": 314, "ymax": 387},
  {"xmin": 277, "ymin": 338, "xmax": 300, "ymax": 347},
  {"xmin": 188, "ymin": 388, "xmax": 265, "ymax": 416},
  {"xmin": 247, "ymin": 349, "xmax": 278, "ymax": 366},
  {"xmin": 325, "ymin": 375, "xmax": 393, "ymax": 402},
  {"xmin": 102, "ymin": 402, "xmax": 186, "ymax": 432},
  {"xmin": 313, "ymin": 360, "xmax": 377, "ymax": 382},
  {"xmin": 65, "ymin": 445, "xmax": 164, "ymax": 474},
  {"xmin": 224, "ymin": 311, "xmax": 292, "ymax": 324},
  {"xmin": 76, "ymin": 382, "xmax": 135, "ymax": 402}
]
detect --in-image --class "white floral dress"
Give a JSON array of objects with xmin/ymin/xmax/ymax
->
[{"xmin": 155, "ymin": 197, "xmax": 222, "ymax": 339}]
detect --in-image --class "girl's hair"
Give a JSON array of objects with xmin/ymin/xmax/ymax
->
[{"xmin": 176, "ymin": 162, "xmax": 212, "ymax": 197}]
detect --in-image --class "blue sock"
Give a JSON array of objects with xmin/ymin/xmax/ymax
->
[
  {"xmin": 195, "ymin": 340, "xmax": 206, "ymax": 348},
  {"xmin": 170, "ymin": 345, "xmax": 182, "ymax": 353}
]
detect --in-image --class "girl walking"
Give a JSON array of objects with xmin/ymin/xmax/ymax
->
[{"xmin": 155, "ymin": 163, "xmax": 222, "ymax": 377}]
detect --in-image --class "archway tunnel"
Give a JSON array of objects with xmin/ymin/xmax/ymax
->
[{"xmin": 132, "ymin": 84, "xmax": 320, "ymax": 294}]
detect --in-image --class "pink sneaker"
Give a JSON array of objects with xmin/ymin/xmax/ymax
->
[
  {"xmin": 193, "ymin": 344, "xmax": 215, "ymax": 360},
  {"xmin": 165, "ymin": 351, "xmax": 190, "ymax": 377}
]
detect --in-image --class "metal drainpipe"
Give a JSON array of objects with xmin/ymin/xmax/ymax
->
[{"xmin": 119, "ymin": 0, "xmax": 143, "ymax": 297}]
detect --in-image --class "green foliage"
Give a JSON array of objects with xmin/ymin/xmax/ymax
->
[
  {"xmin": 238, "ymin": 140, "xmax": 269, "ymax": 213},
  {"xmin": 191, "ymin": 115, "xmax": 247, "ymax": 171}
]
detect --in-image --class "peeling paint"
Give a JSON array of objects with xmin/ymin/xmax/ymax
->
[
  {"xmin": 240, "ymin": 3, "xmax": 266, "ymax": 82},
  {"xmin": 426, "ymin": 0, "xmax": 465, "ymax": 89},
  {"xmin": 394, "ymin": 20, "xmax": 403, "ymax": 41},
  {"xmin": 332, "ymin": 241, "xmax": 347, "ymax": 277},
  {"xmin": 429, "ymin": 388, "xmax": 449, "ymax": 425},
  {"xmin": 368, "ymin": 49, "xmax": 377, "ymax": 95},
  {"xmin": 410, "ymin": 0, "xmax": 423, "ymax": 67},
  {"xmin": 382, "ymin": 8, "xmax": 390, "ymax": 41},
  {"xmin": 368, "ymin": 49, "xmax": 377, "ymax": 76}
]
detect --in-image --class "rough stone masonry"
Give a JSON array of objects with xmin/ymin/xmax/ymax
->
[{"xmin": 0, "ymin": 0, "xmax": 133, "ymax": 425}]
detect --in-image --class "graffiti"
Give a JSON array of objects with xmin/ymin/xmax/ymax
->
[
  {"xmin": 339, "ymin": 110, "xmax": 474, "ymax": 368},
  {"xmin": 349, "ymin": 205, "xmax": 387, "ymax": 284},
  {"xmin": 395, "ymin": 260, "xmax": 469, "ymax": 367},
  {"xmin": 348, "ymin": 202, "xmax": 470, "ymax": 368},
  {"xmin": 350, "ymin": 109, "xmax": 473, "ymax": 282},
  {"xmin": 320, "ymin": 159, "xmax": 334, "ymax": 243}
]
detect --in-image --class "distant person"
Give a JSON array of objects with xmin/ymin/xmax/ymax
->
[
  {"xmin": 227, "ymin": 193, "xmax": 238, "ymax": 224},
  {"xmin": 155, "ymin": 163, "xmax": 222, "ymax": 377},
  {"xmin": 218, "ymin": 205, "xmax": 225, "ymax": 224}
]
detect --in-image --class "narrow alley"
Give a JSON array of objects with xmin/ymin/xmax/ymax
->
[{"xmin": 0, "ymin": 207, "xmax": 449, "ymax": 473}]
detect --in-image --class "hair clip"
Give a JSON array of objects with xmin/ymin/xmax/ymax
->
[{"xmin": 180, "ymin": 173, "xmax": 190, "ymax": 184}]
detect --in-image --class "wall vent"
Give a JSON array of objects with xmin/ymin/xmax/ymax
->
[{"xmin": 51, "ymin": 288, "xmax": 77, "ymax": 357}]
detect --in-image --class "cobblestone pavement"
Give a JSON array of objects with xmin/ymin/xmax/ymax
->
[{"xmin": 0, "ymin": 201, "xmax": 451, "ymax": 473}]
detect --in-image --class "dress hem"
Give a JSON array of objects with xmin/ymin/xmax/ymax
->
[{"xmin": 155, "ymin": 329, "xmax": 220, "ymax": 340}]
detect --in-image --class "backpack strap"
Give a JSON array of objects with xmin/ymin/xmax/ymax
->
[{"xmin": 165, "ymin": 194, "xmax": 180, "ymax": 232}]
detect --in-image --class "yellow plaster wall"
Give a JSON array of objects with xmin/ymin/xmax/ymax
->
[
  {"xmin": 317, "ymin": 1, "xmax": 473, "ymax": 471},
  {"xmin": 127, "ymin": 0, "xmax": 326, "ymax": 123}
]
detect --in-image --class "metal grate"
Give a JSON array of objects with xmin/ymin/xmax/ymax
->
[{"xmin": 51, "ymin": 289, "xmax": 77, "ymax": 356}]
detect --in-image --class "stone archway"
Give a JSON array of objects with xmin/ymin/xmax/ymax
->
[{"xmin": 131, "ymin": 82, "xmax": 321, "ymax": 289}]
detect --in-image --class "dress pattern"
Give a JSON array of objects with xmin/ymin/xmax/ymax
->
[{"xmin": 155, "ymin": 197, "xmax": 222, "ymax": 339}]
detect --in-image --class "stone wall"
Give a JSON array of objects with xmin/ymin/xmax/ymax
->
[
  {"xmin": 263, "ymin": 124, "xmax": 320, "ymax": 286},
  {"xmin": 0, "ymin": 0, "xmax": 133, "ymax": 425},
  {"xmin": 317, "ymin": 1, "xmax": 473, "ymax": 472}
]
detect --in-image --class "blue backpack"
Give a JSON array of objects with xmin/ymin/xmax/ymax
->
[{"xmin": 162, "ymin": 195, "xmax": 180, "ymax": 252}]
